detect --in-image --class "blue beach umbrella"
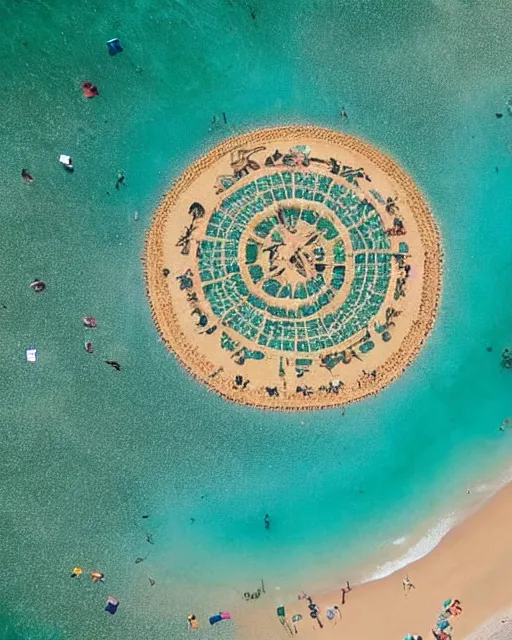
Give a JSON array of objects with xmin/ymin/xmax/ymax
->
[{"xmin": 437, "ymin": 620, "xmax": 450, "ymax": 631}]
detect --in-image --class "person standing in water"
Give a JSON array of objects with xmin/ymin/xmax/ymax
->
[
  {"xmin": 264, "ymin": 513, "xmax": 270, "ymax": 530},
  {"xmin": 115, "ymin": 171, "xmax": 125, "ymax": 190},
  {"xmin": 21, "ymin": 169, "xmax": 34, "ymax": 183}
]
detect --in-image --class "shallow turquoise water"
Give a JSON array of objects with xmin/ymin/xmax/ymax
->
[{"xmin": 1, "ymin": 0, "xmax": 512, "ymax": 638}]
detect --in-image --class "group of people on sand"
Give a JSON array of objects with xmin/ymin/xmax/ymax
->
[
  {"xmin": 431, "ymin": 599, "xmax": 462, "ymax": 640},
  {"xmin": 401, "ymin": 574, "xmax": 463, "ymax": 640},
  {"xmin": 295, "ymin": 581, "xmax": 351, "ymax": 629}
]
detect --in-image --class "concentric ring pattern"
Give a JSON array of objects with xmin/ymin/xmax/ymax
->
[{"xmin": 144, "ymin": 126, "xmax": 441, "ymax": 410}]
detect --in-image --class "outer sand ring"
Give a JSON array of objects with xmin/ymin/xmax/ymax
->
[{"xmin": 143, "ymin": 126, "xmax": 442, "ymax": 411}]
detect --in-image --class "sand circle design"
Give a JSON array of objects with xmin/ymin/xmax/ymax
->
[{"xmin": 144, "ymin": 126, "xmax": 441, "ymax": 410}]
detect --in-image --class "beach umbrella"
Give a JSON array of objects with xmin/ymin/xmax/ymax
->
[
  {"xmin": 404, "ymin": 635, "xmax": 414, "ymax": 640},
  {"xmin": 443, "ymin": 599, "xmax": 454, "ymax": 610},
  {"xmin": 292, "ymin": 614, "xmax": 302, "ymax": 634},
  {"xmin": 437, "ymin": 620, "xmax": 450, "ymax": 631},
  {"xmin": 276, "ymin": 606, "xmax": 293, "ymax": 636}
]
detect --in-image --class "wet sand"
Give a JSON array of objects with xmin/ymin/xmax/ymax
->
[
  {"xmin": 234, "ymin": 480, "xmax": 512, "ymax": 639},
  {"xmin": 144, "ymin": 126, "xmax": 442, "ymax": 409}
]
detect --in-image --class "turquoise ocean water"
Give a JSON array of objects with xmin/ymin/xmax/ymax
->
[{"xmin": 1, "ymin": 0, "xmax": 512, "ymax": 637}]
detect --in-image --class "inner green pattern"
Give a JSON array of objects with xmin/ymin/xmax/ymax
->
[
  {"xmin": 247, "ymin": 207, "xmax": 345, "ymax": 300},
  {"xmin": 198, "ymin": 170, "xmax": 392, "ymax": 352}
]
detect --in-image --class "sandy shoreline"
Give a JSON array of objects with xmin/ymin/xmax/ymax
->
[
  {"xmin": 234, "ymin": 481, "xmax": 512, "ymax": 639},
  {"xmin": 144, "ymin": 126, "xmax": 442, "ymax": 410}
]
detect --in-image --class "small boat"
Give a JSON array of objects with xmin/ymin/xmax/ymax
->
[{"xmin": 85, "ymin": 341, "xmax": 93, "ymax": 353}]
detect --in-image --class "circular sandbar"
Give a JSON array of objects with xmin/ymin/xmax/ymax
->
[{"xmin": 143, "ymin": 126, "xmax": 442, "ymax": 410}]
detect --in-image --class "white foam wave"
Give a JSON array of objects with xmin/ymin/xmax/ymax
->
[
  {"xmin": 364, "ymin": 512, "xmax": 458, "ymax": 582},
  {"xmin": 363, "ymin": 462, "xmax": 512, "ymax": 585},
  {"xmin": 467, "ymin": 463, "xmax": 512, "ymax": 497}
]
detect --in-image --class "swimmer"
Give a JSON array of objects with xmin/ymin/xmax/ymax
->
[
  {"xmin": 115, "ymin": 171, "xmax": 125, "ymax": 190},
  {"xmin": 148, "ymin": 577, "xmax": 156, "ymax": 586},
  {"xmin": 85, "ymin": 341, "xmax": 93, "ymax": 353},
  {"xmin": 187, "ymin": 614, "xmax": 199, "ymax": 630},
  {"xmin": 90, "ymin": 571, "xmax": 105, "ymax": 583},
  {"xmin": 500, "ymin": 418, "xmax": 511, "ymax": 431},
  {"xmin": 105, "ymin": 360, "xmax": 121, "ymax": 371},
  {"xmin": 29, "ymin": 279, "xmax": 46, "ymax": 293},
  {"xmin": 71, "ymin": 567, "xmax": 83, "ymax": 578},
  {"xmin": 146, "ymin": 533, "xmax": 154, "ymax": 544},
  {"xmin": 340, "ymin": 107, "xmax": 348, "ymax": 119},
  {"xmin": 83, "ymin": 316, "xmax": 97, "ymax": 328},
  {"xmin": 81, "ymin": 81, "xmax": 99, "ymax": 98},
  {"xmin": 264, "ymin": 513, "xmax": 270, "ymax": 530},
  {"xmin": 21, "ymin": 169, "xmax": 34, "ymax": 183}
]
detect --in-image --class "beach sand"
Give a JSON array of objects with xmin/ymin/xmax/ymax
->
[{"xmin": 235, "ymin": 482, "xmax": 512, "ymax": 640}]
